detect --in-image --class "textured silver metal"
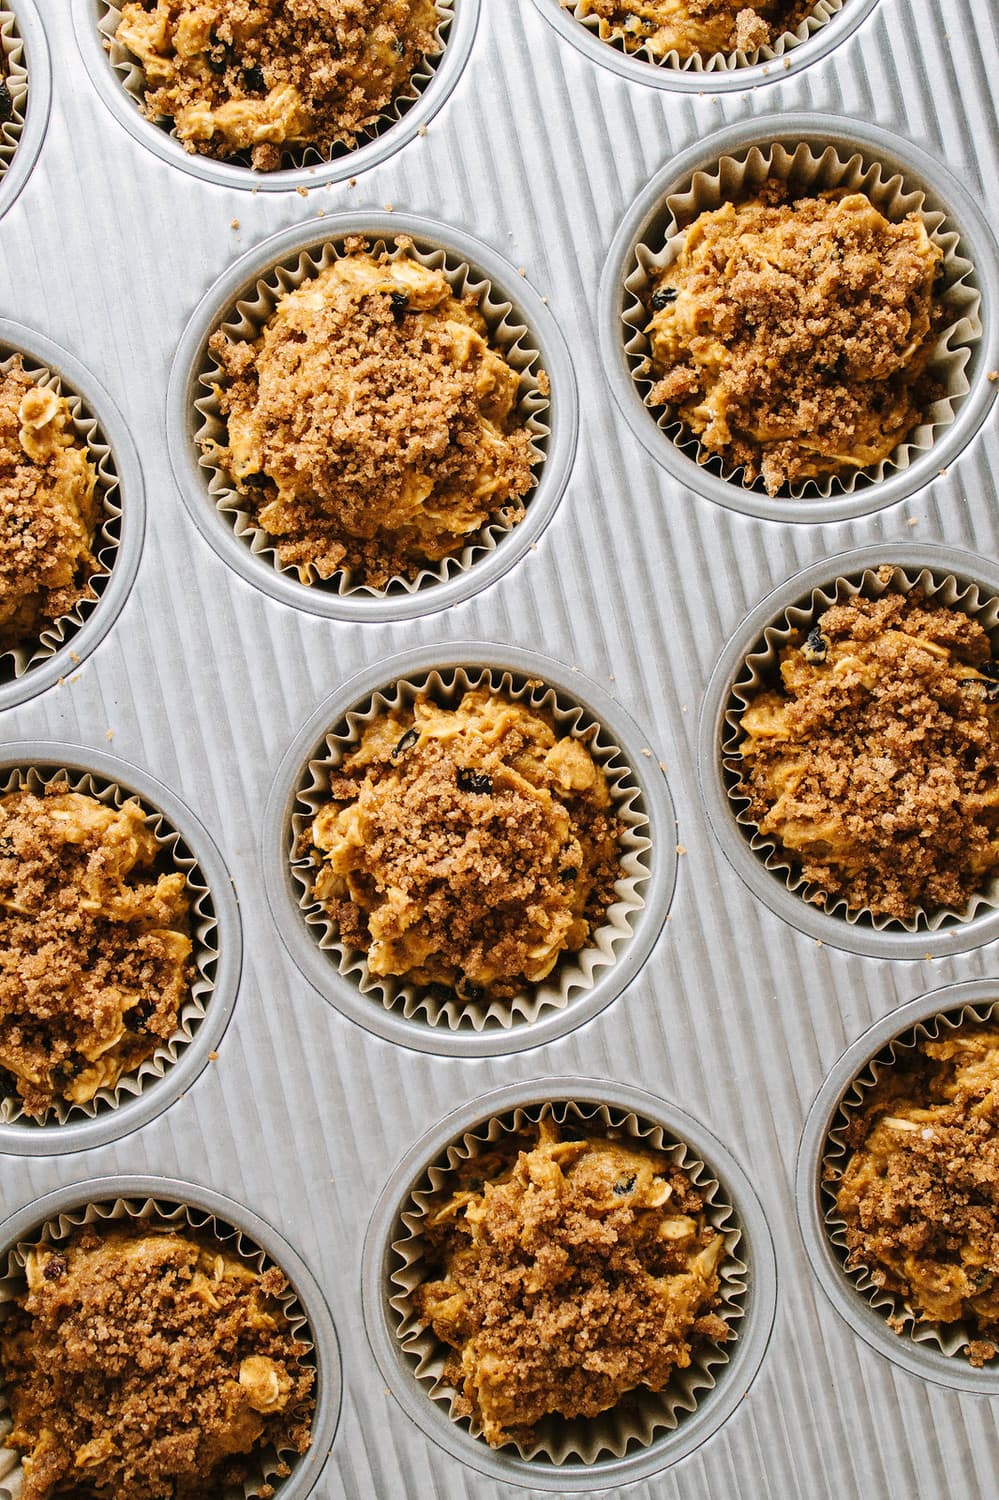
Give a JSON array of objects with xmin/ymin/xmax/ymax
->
[{"xmin": 0, "ymin": 0, "xmax": 49, "ymax": 223}]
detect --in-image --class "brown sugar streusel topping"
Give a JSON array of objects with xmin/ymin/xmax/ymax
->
[
  {"xmin": 207, "ymin": 240, "xmax": 541, "ymax": 589},
  {"xmin": 833, "ymin": 1025, "xmax": 999, "ymax": 1367},
  {"xmin": 567, "ymin": 0, "xmax": 815, "ymax": 59},
  {"xmin": 415, "ymin": 1118, "xmax": 730, "ymax": 1447},
  {"xmin": 0, "ymin": 787, "xmax": 192, "ymax": 1118},
  {"xmin": 645, "ymin": 185, "xmax": 944, "ymax": 494},
  {"xmin": 114, "ymin": 0, "xmax": 440, "ymax": 170},
  {"xmin": 0, "ymin": 358, "xmax": 99, "ymax": 658},
  {"xmin": 737, "ymin": 578, "xmax": 999, "ymax": 921},
  {"xmin": 0, "ymin": 1225, "xmax": 315, "ymax": 1500},
  {"xmin": 304, "ymin": 689, "xmax": 622, "ymax": 1004}
]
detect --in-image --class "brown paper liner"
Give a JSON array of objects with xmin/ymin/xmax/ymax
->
[
  {"xmin": 387, "ymin": 1098, "xmax": 747, "ymax": 1463},
  {"xmin": 0, "ymin": 764, "xmax": 218, "ymax": 1128},
  {"xmin": 289, "ymin": 666, "xmax": 651, "ymax": 1030},
  {"xmin": 0, "ymin": 1195, "xmax": 317, "ymax": 1500},
  {"xmin": 623, "ymin": 141, "xmax": 980, "ymax": 499},
  {"xmin": 0, "ymin": 8, "xmax": 27, "ymax": 183},
  {"xmin": 722, "ymin": 562, "xmax": 999, "ymax": 930}
]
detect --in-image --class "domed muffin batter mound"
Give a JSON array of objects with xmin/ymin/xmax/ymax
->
[
  {"xmin": 305, "ymin": 689, "xmax": 622, "ymax": 1003},
  {"xmin": 566, "ymin": 0, "xmax": 813, "ymax": 58},
  {"xmin": 0, "ymin": 788, "xmax": 192, "ymax": 1118},
  {"xmin": 0, "ymin": 359, "xmax": 98, "ymax": 657},
  {"xmin": 0, "ymin": 1225, "xmax": 315, "ymax": 1499},
  {"xmin": 207, "ymin": 243, "xmax": 539, "ymax": 588},
  {"xmin": 737, "ymin": 580, "xmax": 999, "ymax": 920},
  {"xmin": 415, "ymin": 1118, "xmax": 730, "ymax": 1447},
  {"xmin": 834, "ymin": 1025, "xmax": 999, "ymax": 1366},
  {"xmin": 114, "ymin": 0, "xmax": 440, "ymax": 170},
  {"xmin": 645, "ymin": 187, "xmax": 943, "ymax": 493}
]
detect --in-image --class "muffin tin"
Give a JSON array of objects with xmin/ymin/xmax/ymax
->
[{"xmin": 3, "ymin": 3, "xmax": 999, "ymax": 1497}]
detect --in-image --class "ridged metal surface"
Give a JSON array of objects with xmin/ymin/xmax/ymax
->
[{"xmin": 1, "ymin": 1, "xmax": 998, "ymax": 1495}]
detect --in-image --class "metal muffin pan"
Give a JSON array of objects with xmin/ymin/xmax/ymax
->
[
  {"xmin": 3, "ymin": 2, "xmax": 999, "ymax": 1496},
  {"xmin": 0, "ymin": 0, "xmax": 48, "ymax": 224}
]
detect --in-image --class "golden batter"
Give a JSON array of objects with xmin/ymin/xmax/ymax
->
[
  {"xmin": 208, "ymin": 245, "xmax": 538, "ymax": 588},
  {"xmin": 646, "ymin": 188, "xmax": 942, "ymax": 493},
  {"xmin": 306, "ymin": 689, "xmax": 621, "ymax": 1002},
  {"xmin": 567, "ymin": 0, "xmax": 812, "ymax": 57},
  {"xmin": 114, "ymin": 0, "xmax": 439, "ymax": 169},
  {"xmin": 415, "ymin": 1117, "xmax": 730, "ymax": 1447}
]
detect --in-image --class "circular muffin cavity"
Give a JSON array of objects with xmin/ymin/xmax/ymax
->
[
  {"xmin": 288, "ymin": 664, "xmax": 651, "ymax": 1033},
  {"xmin": 196, "ymin": 233, "xmax": 548, "ymax": 597},
  {"xmin": 719, "ymin": 558, "xmax": 999, "ymax": 940},
  {"xmin": 364, "ymin": 1082, "xmax": 776, "ymax": 1487},
  {"xmin": 97, "ymin": 0, "xmax": 454, "ymax": 174},
  {"xmin": 0, "ymin": 348, "xmax": 122, "ymax": 687},
  {"xmin": 618, "ymin": 132, "xmax": 983, "ymax": 512},
  {"xmin": 0, "ymin": 7, "xmax": 28, "ymax": 183},
  {"xmin": 0, "ymin": 1189, "xmax": 328, "ymax": 1500},
  {"xmin": 0, "ymin": 761, "xmax": 221, "ymax": 1135}
]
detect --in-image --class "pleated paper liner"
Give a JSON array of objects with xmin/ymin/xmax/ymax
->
[
  {"xmin": 193, "ymin": 232, "xmax": 549, "ymax": 602},
  {"xmin": 559, "ymin": 0, "xmax": 846, "ymax": 74},
  {"xmin": 0, "ymin": 7, "xmax": 26, "ymax": 181},
  {"xmin": 289, "ymin": 664, "xmax": 650, "ymax": 1032},
  {"xmin": 0, "ymin": 762, "xmax": 218, "ymax": 1131},
  {"xmin": 621, "ymin": 137, "xmax": 980, "ymax": 505},
  {"xmin": 0, "ymin": 347, "xmax": 121, "ymax": 686},
  {"xmin": 388, "ymin": 1097, "xmax": 747, "ymax": 1465},
  {"xmin": 819, "ymin": 997, "xmax": 999, "ymax": 1374},
  {"xmin": 722, "ymin": 559, "xmax": 999, "ymax": 935},
  {"xmin": 0, "ymin": 1190, "xmax": 324, "ymax": 1500},
  {"xmin": 97, "ymin": 0, "xmax": 454, "ymax": 172}
]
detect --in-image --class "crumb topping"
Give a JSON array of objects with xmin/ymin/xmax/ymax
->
[
  {"xmin": 415, "ymin": 1117, "xmax": 730, "ymax": 1447},
  {"xmin": 737, "ymin": 578, "xmax": 999, "ymax": 921},
  {"xmin": 834, "ymin": 1025, "xmax": 999, "ymax": 1366},
  {"xmin": 114, "ymin": 0, "xmax": 440, "ymax": 170},
  {"xmin": 208, "ymin": 243, "xmax": 540, "ymax": 587},
  {"xmin": 0, "ymin": 788, "xmax": 193, "ymax": 1118},
  {"xmin": 645, "ymin": 186, "xmax": 943, "ymax": 493},
  {"xmin": 0, "ymin": 359, "xmax": 99, "ymax": 656},
  {"xmin": 565, "ymin": 0, "xmax": 813, "ymax": 58},
  {"xmin": 0, "ymin": 1225, "xmax": 315, "ymax": 1499},
  {"xmin": 305, "ymin": 688, "xmax": 622, "ymax": 1002}
]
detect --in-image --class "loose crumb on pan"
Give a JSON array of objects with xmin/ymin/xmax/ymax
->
[
  {"xmin": 644, "ymin": 184, "xmax": 944, "ymax": 494},
  {"xmin": 113, "ymin": 0, "xmax": 441, "ymax": 170},
  {"xmin": 207, "ymin": 239, "xmax": 541, "ymax": 589},
  {"xmin": 303, "ymin": 688, "xmax": 622, "ymax": 1004},
  {"xmin": 737, "ymin": 573, "xmax": 999, "ymax": 921},
  {"xmin": 562, "ymin": 0, "xmax": 815, "ymax": 58},
  {"xmin": 833, "ymin": 1024, "xmax": 999, "ymax": 1365},
  {"xmin": 0, "ymin": 358, "xmax": 99, "ymax": 658},
  {"xmin": 0, "ymin": 1224, "xmax": 315, "ymax": 1499},
  {"xmin": 414, "ymin": 1117, "xmax": 730, "ymax": 1447},
  {"xmin": 0, "ymin": 787, "xmax": 193, "ymax": 1118}
]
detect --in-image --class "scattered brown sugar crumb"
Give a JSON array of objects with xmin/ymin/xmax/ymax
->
[
  {"xmin": 207, "ymin": 242, "xmax": 540, "ymax": 588},
  {"xmin": 0, "ymin": 1225, "xmax": 315, "ymax": 1499},
  {"xmin": 737, "ymin": 577, "xmax": 999, "ymax": 920},
  {"xmin": 113, "ymin": 0, "xmax": 440, "ymax": 170},
  {"xmin": 562, "ymin": 0, "xmax": 812, "ymax": 57},
  {"xmin": 645, "ymin": 185, "xmax": 944, "ymax": 493},
  {"xmin": 0, "ymin": 788, "xmax": 192, "ymax": 1118},
  {"xmin": 0, "ymin": 359, "xmax": 99, "ymax": 657},
  {"xmin": 415, "ymin": 1117, "xmax": 730, "ymax": 1446},
  {"xmin": 304, "ymin": 689, "xmax": 622, "ymax": 1002},
  {"xmin": 833, "ymin": 1025, "xmax": 999, "ymax": 1365}
]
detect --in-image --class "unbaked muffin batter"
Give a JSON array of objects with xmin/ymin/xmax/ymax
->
[
  {"xmin": 646, "ymin": 188, "xmax": 942, "ymax": 493},
  {"xmin": 415, "ymin": 1118, "xmax": 730, "ymax": 1446},
  {"xmin": 0, "ymin": 359, "xmax": 98, "ymax": 657},
  {"xmin": 114, "ymin": 0, "xmax": 439, "ymax": 169},
  {"xmin": 0, "ymin": 789, "xmax": 192, "ymax": 1117},
  {"xmin": 566, "ymin": 0, "xmax": 812, "ymax": 57},
  {"xmin": 208, "ymin": 243, "xmax": 539, "ymax": 588},
  {"xmin": 0, "ymin": 1225, "xmax": 314, "ymax": 1499},
  {"xmin": 738, "ymin": 582, "xmax": 999, "ymax": 920},
  {"xmin": 306, "ymin": 689, "xmax": 621, "ymax": 1002},
  {"xmin": 835, "ymin": 1025, "xmax": 999, "ymax": 1366}
]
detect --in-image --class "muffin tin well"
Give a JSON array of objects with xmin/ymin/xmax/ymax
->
[{"xmin": 0, "ymin": 0, "xmax": 48, "ymax": 222}]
